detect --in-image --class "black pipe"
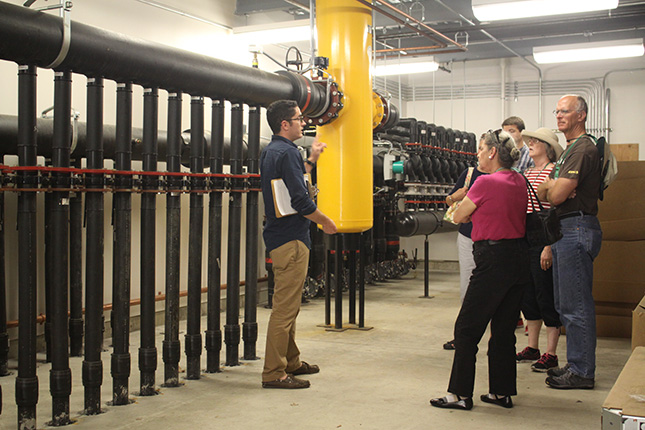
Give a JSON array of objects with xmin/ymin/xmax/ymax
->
[
  {"xmin": 0, "ymin": 114, "xmax": 260, "ymax": 167},
  {"xmin": 139, "ymin": 87, "xmax": 158, "ymax": 396},
  {"xmin": 83, "ymin": 76, "xmax": 104, "ymax": 415},
  {"xmin": 163, "ymin": 92, "xmax": 182, "ymax": 387},
  {"xmin": 334, "ymin": 235, "xmax": 343, "ymax": 330},
  {"xmin": 225, "ymin": 103, "xmax": 243, "ymax": 366},
  {"xmin": 325, "ymin": 243, "xmax": 332, "ymax": 326},
  {"xmin": 48, "ymin": 69, "xmax": 73, "ymax": 426},
  {"xmin": 395, "ymin": 211, "xmax": 449, "ymax": 237},
  {"xmin": 44, "ymin": 191, "xmax": 53, "ymax": 364},
  {"xmin": 347, "ymin": 235, "xmax": 357, "ymax": 326},
  {"xmin": 0, "ymin": 191, "xmax": 8, "ymax": 376},
  {"xmin": 69, "ymin": 158, "xmax": 83, "ymax": 358},
  {"xmin": 205, "ymin": 99, "xmax": 224, "ymax": 373},
  {"xmin": 358, "ymin": 232, "xmax": 367, "ymax": 328},
  {"xmin": 16, "ymin": 64, "xmax": 39, "ymax": 430},
  {"xmin": 423, "ymin": 235, "xmax": 431, "ymax": 298},
  {"xmin": 185, "ymin": 96, "xmax": 205, "ymax": 380},
  {"xmin": 0, "ymin": 2, "xmax": 326, "ymax": 110},
  {"xmin": 111, "ymin": 82, "xmax": 132, "ymax": 406},
  {"xmin": 243, "ymin": 106, "xmax": 260, "ymax": 361}
]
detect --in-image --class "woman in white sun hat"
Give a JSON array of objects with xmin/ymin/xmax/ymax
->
[{"xmin": 515, "ymin": 127, "xmax": 564, "ymax": 373}]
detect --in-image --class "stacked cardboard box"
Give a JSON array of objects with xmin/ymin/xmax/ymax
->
[
  {"xmin": 602, "ymin": 347, "xmax": 645, "ymax": 429},
  {"xmin": 595, "ymin": 161, "xmax": 645, "ymax": 338}
]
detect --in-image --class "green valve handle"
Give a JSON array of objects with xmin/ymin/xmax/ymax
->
[{"xmin": 392, "ymin": 160, "xmax": 404, "ymax": 174}]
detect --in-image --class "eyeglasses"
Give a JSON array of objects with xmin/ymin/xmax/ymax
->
[
  {"xmin": 285, "ymin": 115, "xmax": 305, "ymax": 123},
  {"xmin": 553, "ymin": 109, "xmax": 573, "ymax": 116}
]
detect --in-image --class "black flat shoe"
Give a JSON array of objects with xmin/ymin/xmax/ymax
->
[
  {"xmin": 430, "ymin": 396, "xmax": 473, "ymax": 410},
  {"xmin": 480, "ymin": 394, "xmax": 513, "ymax": 408}
]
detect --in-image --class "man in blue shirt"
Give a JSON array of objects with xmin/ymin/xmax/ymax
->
[
  {"xmin": 503, "ymin": 116, "xmax": 534, "ymax": 172},
  {"xmin": 260, "ymin": 100, "xmax": 337, "ymax": 389}
]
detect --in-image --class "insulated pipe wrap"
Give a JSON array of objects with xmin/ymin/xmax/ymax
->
[{"xmin": 0, "ymin": 2, "xmax": 324, "ymax": 107}]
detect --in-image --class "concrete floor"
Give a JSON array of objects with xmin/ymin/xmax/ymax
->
[{"xmin": 0, "ymin": 268, "xmax": 632, "ymax": 430}]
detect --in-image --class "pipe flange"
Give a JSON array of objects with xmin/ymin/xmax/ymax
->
[{"xmin": 304, "ymin": 80, "xmax": 343, "ymax": 126}]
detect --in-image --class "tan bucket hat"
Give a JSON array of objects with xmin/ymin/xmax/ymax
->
[{"xmin": 521, "ymin": 127, "xmax": 563, "ymax": 159}]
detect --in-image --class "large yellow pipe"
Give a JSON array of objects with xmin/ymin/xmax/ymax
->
[{"xmin": 316, "ymin": 0, "xmax": 373, "ymax": 233}]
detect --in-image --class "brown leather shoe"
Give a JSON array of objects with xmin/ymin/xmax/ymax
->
[
  {"xmin": 262, "ymin": 375, "xmax": 310, "ymax": 389},
  {"xmin": 291, "ymin": 361, "xmax": 320, "ymax": 376}
]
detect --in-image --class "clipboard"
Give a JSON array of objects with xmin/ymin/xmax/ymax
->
[{"xmin": 271, "ymin": 173, "xmax": 312, "ymax": 218}]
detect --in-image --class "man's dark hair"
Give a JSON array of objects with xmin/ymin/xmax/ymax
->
[
  {"xmin": 501, "ymin": 116, "xmax": 525, "ymax": 131},
  {"xmin": 267, "ymin": 100, "xmax": 298, "ymax": 134}
]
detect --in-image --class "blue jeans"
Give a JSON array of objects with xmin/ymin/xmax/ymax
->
[{"xmin": 551, "ymin": 214, "xmax": 602, "ymax": 379}]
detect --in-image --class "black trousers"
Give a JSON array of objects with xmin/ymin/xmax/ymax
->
[
  {"xmin": 448, "ymin": 239, "xmax": 530, "ymax": 398},
  {"xmin": 521, "ymin": 245, "xmax": 561, "ymax": 327}
]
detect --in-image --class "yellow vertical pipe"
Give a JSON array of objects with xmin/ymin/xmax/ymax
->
[{"xmin": 316, "ymin": 0, "xmax": 373, "ymax": 233}]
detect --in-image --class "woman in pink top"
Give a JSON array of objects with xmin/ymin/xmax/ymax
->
[
  {"xmin": 515, "ymin": 128, "xmax": 563, "ymax": 373},
  {"xmin": 430, "ymin": 129, "xmax": 531, "ymax": 411}
]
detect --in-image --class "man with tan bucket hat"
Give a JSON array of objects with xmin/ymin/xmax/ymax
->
[{"xmin": 515, "ymin": 127, "xmax": 563, "ymax": 374}]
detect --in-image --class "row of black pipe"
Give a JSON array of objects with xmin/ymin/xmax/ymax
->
[
  {"xmin": 0, "ymin": 0, "xmax": 344, "ymax": 426},
  {"xmin": 3, "ymin": 74, "xmax": 266, "ymax": 429}
]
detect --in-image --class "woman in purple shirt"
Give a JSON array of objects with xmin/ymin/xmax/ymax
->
[{"xmin": 430, "ymin": 129, "xmax": 531, "ymax": 411}]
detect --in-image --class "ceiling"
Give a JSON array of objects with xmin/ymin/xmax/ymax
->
[{"xmin": 233, "ymin": 0, "xmax": 645, "ymax": 65}]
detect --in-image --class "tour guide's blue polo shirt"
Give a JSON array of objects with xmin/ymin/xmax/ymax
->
[{"xmin": 260, "ymin": 135, "xmax": 317, "ymax": 253}]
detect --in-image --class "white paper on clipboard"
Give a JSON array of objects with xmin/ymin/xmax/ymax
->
[{"xmin": 270, "ymin": 174, "xmax": 311, "ymax": 218}]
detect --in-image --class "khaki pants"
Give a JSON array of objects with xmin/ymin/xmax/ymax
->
[{"xmin": 262, "ymin": 240, "xmax": 310, "ymax": 382}]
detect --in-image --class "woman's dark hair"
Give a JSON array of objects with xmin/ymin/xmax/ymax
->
[
  {"xmin": 266, "ymin": 100, "xmax": 298, "ymax": 134},
  {"xmin": 484, "ymin": 129, "xmax": 520, "ymax": 168}
]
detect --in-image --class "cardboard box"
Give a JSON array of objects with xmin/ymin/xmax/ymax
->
[
  {"xmin": 602, "ymin": 347, "xmax": 645, "ymax": 429},
  {"xmin": 597, "ymin": 314, "xmax": 632, "ymax": 338},
  {"xmin": 598, "ymin": 161, "xmax": 645, "ymax": 241},
  {"xmin": 594, "ymin": 280, "xmax": 645, "ymax": 304},
  {"xmin": 610, "ymin": 161, "xmax": 645, "ymax": 180},
  {"xmin": 633, "ymin": 296, "xmax": 645, "ymax": 351},
  {"xmin": 593, "ymin": 241, "xmax": 645, "ymax": 305},
  {"xmin": 598, "ymin": 178, "xmax": 645, "ymax": 223},
  {"xmin": 600, "ymin": 219, "xmax": 645, "ymax": 242}
]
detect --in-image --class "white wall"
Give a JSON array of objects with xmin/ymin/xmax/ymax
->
[{"xmin": 1, "ymin": 0, "xmax": 644, "ymax": 324}]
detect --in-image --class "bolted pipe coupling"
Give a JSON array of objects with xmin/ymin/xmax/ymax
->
[
  {"xmin": 224, "ymin": 324, "xmax": 241, "ymax": 346},
  {"xmin": 50, "ymin": 368, "xmax": 72, "ymax": 397},
  {"xmin": 15, "ymin": 376, "xmax": 39, "ymax": 407},
  {"xmin": 184, "ymin": 333, "xmax": 202, "ymax": 357},
  {"xmin": 82, "ymin": 360, "xmax": 103, "ymax": 387},
  {"xmin": 162, "ymin": 339, "xmax": 181, "ymax": 365},
  {"xmin": 277, "ymin": 71, "xmax": 344, "ymax": 126},
  {"xmin": 111, "ymin": 353, "xmax": 131, "ymax": 380},
  {"xmin": 372, "ymin": 91, "xmax": 400, "ymax": 132},
  {"xmin": 242, "ymin": 322, "xmax": 258, "ymax": 343},
  {"xmin": 204, "ymin": 329, "xmax": 222, "ymax": 352},
  {"xmin": 138, "ymin": 347, "xmax": 158, "ymax": 373}
]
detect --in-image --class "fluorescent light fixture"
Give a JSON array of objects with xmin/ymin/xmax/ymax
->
[
  {"xmin": 373, "ymin": 61, "xmax": 439, "ymax": 76},
  {"xmin": 233, "ymin": 22, "xmax": 310, "ymax": 45},
  {"xmin": 533, "ymin": 38, "xmax": 644, "ymax": 64},
  {"xmin": 472, "ymin": 0, "xmax": 618, "ymax": 22}
]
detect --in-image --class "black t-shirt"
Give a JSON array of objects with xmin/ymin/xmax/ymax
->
[{"xmin": 550, "ymin": 135, "xmax": 601, "ymax": 216}]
